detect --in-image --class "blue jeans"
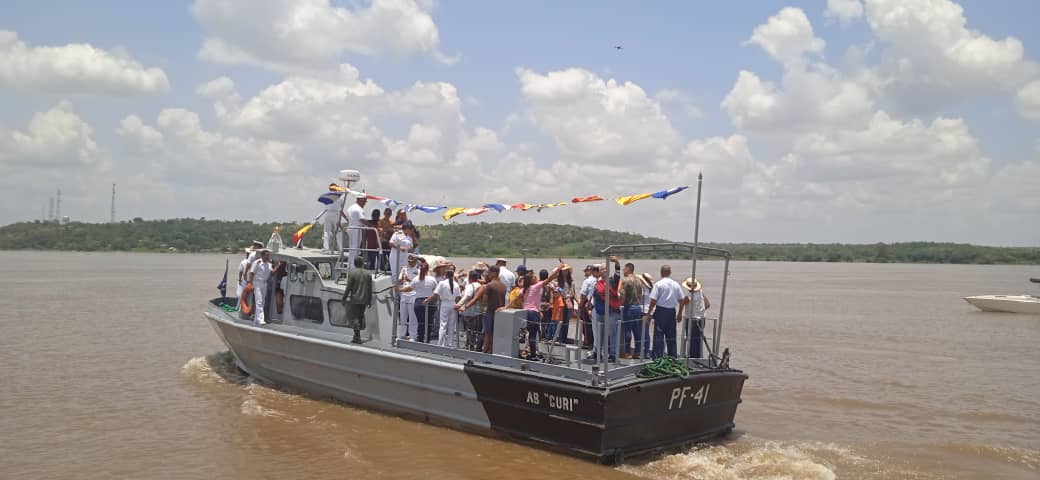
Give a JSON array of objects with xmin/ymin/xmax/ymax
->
[
  {"xmin": 525, "ymin": 310, "xmax": 541, "ymax": 354},
  {"xmin": 545, "ymin": 307, "xmax": 570, "ymax": 342},
  {"xmin": 414, "ymin": 298, "xmax": 436, "ymax": 343},
  {"xmin": 641, "ymin": 316, "xmax": 652, "ymax": 357},
  {"xmin": 688, "ymin": 317, "xmax": 704, "ymax": 358},
  {"xmin": 621, "ymin": 305, "xmax": 643, "ymax": 356},
  {"xmin": 595, "ymin": 310, "xmax": 619, "ymax": 359},
  {"xmin": 652, "ymin": 307, "xmax": 677, "ymax": 358}
]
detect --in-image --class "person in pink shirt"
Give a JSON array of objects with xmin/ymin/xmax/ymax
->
[{"xmin": 518, "ymin": 262, "xmax": 563, "ymax": 360}]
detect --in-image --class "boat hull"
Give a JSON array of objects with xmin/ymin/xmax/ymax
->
[
  {"xmin": 963, "ymin": 295, "xmax": 1040, "ymax": 314},
  {"xmin": 205, "ymin": 309, "xmax": 746, "ymax": 463}
]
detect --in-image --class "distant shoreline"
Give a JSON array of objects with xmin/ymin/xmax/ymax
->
[{"xmin": 1, "ymin": 219, "xmax": 1037, "ymax": 265}]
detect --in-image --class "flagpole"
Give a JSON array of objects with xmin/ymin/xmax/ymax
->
[{"xmin": 685, "ymin": 173, "xmax": 703, "ymax": 359}]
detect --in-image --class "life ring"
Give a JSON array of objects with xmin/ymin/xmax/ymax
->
[{"xmin": 240, "ymin": 283, "xmax": 254, "ymax": 316}]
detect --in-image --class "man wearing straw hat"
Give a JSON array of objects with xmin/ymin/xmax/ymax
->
[{"xmin": 682, "ymin": 277, "xmax": 711, "ymax": 358}]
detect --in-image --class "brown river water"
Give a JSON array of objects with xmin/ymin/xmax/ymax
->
[{"xmin": 1, "ymin": 251, "xmax": 1037, "ymax": 479}]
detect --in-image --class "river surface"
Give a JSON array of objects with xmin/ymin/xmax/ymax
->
[{"xmin": 1, "ymin": 251, "xmax": 1037, "ymax": 479}]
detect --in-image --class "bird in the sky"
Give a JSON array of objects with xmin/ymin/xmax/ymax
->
[{"xmin": 614, "ymin": 45, "xmax": 623, "ymax": 50}]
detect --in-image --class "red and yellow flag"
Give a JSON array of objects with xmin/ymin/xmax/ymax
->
[
  {"xmin": 571, "ymin": 195, "xmax": 604, "ymax": 203},
  {"xmin": 292, "ymin": 223, "xmax": 314, "ymax": 246}
]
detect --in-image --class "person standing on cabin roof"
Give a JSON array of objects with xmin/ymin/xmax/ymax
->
[
  {"xmin": 389, "ymin": 221, "xmax": 415, "ymax": 287},
  {"xmin": 248, "ymin": 249, "xmax": 273, "ymax": 325},
  {"xmin": 429, "ymin": 268, "xmax": 462, "ymax": 348},
  {"xmin": 619, "ymin": 262, "xmax": 645, "ymax": 359},
  {"xmin": 363, "ymin": 208, "xmax": 381, "ymax": 270},
  {"xmin": 346, "ymin": 196, "xmax": 367, "ymax": 268},
  {"xmin": 495, "ymin": 258, "xmax": 515, "ymax": 303},
  {"xmin": 647, "ymin": 265, "xmax": 689, "ymax": 359},
  {"xmin": 322, "ymin": 184, "xmax": 345, "ymax": 254},
  {"xmin": 342, "ymin": 257, "xmax": 373, "ymax": 344}
]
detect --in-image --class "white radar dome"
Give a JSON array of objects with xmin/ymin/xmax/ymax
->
[{"xmin": 337, "ymin": 170, "xmax": 361, "ymax": 183}]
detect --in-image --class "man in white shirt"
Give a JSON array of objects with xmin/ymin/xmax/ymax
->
[
  {"xmin": 322, "ymin": 185, "xmax": 346, "ymax": 254},
  {"xmin": 346, "ymin": 196, "xmax": 367, "ymax": 268},
  {"xmin": 578, "ymin": 265, "xmax": 598, "ymax": 349},
  {"xmin": 646, "ymin": 265, "xmax": 689, "ymax": 359},
  {"xmin": 495, "ymin": 258, "xmax": 515, "ymax": 302},
  {"xmin": 683, "ymin": 277, "xmax": 710, "ymax": 358},
  {"xmin": 249, "ymin": 249, "xmax": 273, "ymax": 325}
]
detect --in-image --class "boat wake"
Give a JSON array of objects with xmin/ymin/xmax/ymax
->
[
  {"xmin": 617, "ymin": 439, "xmax": 849, "ymax": 480},
  {"xmin": 180, "ymin": 351, "xmax": 250, "ymax": 386}
]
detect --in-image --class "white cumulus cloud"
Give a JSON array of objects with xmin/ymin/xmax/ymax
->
[
  {"xmin": 0, "ymin": 30, "xmax": 169, "ymax": 95},
  {"xmin": 825, "ymin": 0, "xmax": 864, "ymax": 24},
  {"xmin": 0, "ymin": 101, "xmax": 105, "ymax": 168},
  {"xmin": 1015, "ymin": 80, "xmax": 1040, "ymax": 119},
  {"xmin": 192, "ymin": 0, "xmax": 455, "ymax": 71},
  {"xmin": 746, "ymin": 7, "xmax": 825, "ymax": 66}
]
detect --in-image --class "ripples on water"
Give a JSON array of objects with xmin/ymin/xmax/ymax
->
[{"xmin": 4, "ymin": 252, "xmax": 1037, "ymax": 480}]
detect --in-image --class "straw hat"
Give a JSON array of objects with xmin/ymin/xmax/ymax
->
[
  {"xmin": 470, "ymin": 261, "xmax": 488, "ymax": 271},
  {"xmin": 639, "ymin": 272, "xmax": 653, "ymax": 289},
  {"xmin": 560, "ymin": 263, "xmax": 572, "ymax": 272},
  {"xmin": 682, "ymin": 277, "xmax": 702, "ymax": 292}
]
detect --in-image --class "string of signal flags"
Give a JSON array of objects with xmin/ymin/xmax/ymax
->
[
  {"xmin": 317, "ymin": 185, "xmax": 690, "ymax": 221},
  {"xmin": 292, "ymin": 184, "xmax": 690, "ymax": 246}
]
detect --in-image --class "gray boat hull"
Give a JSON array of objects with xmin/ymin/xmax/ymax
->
[{"xmin": 205, "ymin": 304, "xmax": 746, "ymax": 463}]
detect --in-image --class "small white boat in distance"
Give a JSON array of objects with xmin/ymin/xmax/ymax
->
[{"xmin": 963, "ymin": 295, "xmax": 1040, "ymax": 314}]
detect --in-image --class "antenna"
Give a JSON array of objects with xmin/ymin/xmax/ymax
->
[
  {"xmin": 56, "ymin": 189, "xmax": 62, "ymax": 222},
  {"xmin": 110, "ymin": 183, "xmax": 116, "ymax": 223},
  {"xmin": 48, "ymin": 197, "xmax": 54, "ymax": 221}
]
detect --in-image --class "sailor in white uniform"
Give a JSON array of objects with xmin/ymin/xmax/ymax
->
[
  {"xmin": 236, "ymin": 250, "xmax": 250, "ymax": 298},
  {"xmin": 249, "ymin": 249, "xmax": 273, "ymax": 325},
  {"xmin": 346, "ymin": 196, "xmax": 367, "ymax": 268},
  {"xmin": 322, "ymin": 184, "xmax": 346, "ymax": 254}
]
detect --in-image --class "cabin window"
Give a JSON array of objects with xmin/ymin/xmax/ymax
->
[
  {"xmin": 289, "ymin": 264, "xmax": 298, "ymax": 282},
  {"xmin": 289, "ymin": 295, "xmax": 324, "ymax": 323},
  {"xmin": 327, "ymin": 300, "xmax": 349, "ymax": 327},
  {"xmin": 317, "ymin": 263, "xmax": 332, "ymax": 279}
]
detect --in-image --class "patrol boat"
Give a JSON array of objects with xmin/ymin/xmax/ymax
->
[{"xmin": 203, "ymin": 171, "xmax": 747, "ymax": 463}]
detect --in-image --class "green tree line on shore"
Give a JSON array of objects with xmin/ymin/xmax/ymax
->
[{"xmin": 1, "ymin": 219, "xmax": 1037, "ymax": 265}]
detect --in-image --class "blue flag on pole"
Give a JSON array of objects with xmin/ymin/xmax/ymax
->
[{"xmin": 218, "ymin": 259, "xmax": 228, "ymax": 298}]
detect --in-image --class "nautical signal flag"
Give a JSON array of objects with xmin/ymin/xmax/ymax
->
[
  {"xmin": 313, "ymin": 183, "xmax": 690, "ymax": 223},
  {"xmin": 615, "ymin": 193, "xmax": 653, "ymax": 206},
  {"xmin": 292, "ymin": 223, "xmax": 314, "ymax": 246},
  {"xmin": 652, "ymin": 186, "xmax": 689, "ymax": 199},
  {"xmin": 317, "ymin": 191, "xmax": 344, "ymax": 205}
]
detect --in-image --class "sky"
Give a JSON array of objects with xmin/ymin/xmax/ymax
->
[{"xmin": 0, "ymin": 0, "xmax": 1038, "ymax": 246}]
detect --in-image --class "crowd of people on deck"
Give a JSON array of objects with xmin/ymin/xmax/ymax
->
[
  {"xmin": 393, "ymin": 252, "xmax": 712, "ymax": 363},
  {"xmin": 235, "ymin": 186, "xmax": 714, "ymax": 363}
]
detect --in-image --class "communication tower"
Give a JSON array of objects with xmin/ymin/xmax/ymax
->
[{"xmin": 110, "ymin": 183, "xmax": 116, "ymax": 223}]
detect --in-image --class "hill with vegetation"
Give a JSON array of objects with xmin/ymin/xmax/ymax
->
[{"xmin": 1, "ymin": 219, "xmax": 1037, "ymax": 264}]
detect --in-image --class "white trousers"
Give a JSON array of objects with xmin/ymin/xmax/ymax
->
[
  {"xmin": 347, "ymin": 229, "xmax": 361, "ymax": 268},
  {"xmin": 437, "ymin": 307, "xmax": 457, "ymax": 348},
  {"xmin": 399, "ymin": 296, "xmax": 417, "ymax": 338},
  {"xmin": 254, "ymin": 282, "xmax": 267, "ymax": 324},
  {"xmin": 236, "ymin": 282, "xmax": 244, "ymax": 298},
  {"xmin": 322, "ymin": 219, "xmax": 343, "ymax": 252}
]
